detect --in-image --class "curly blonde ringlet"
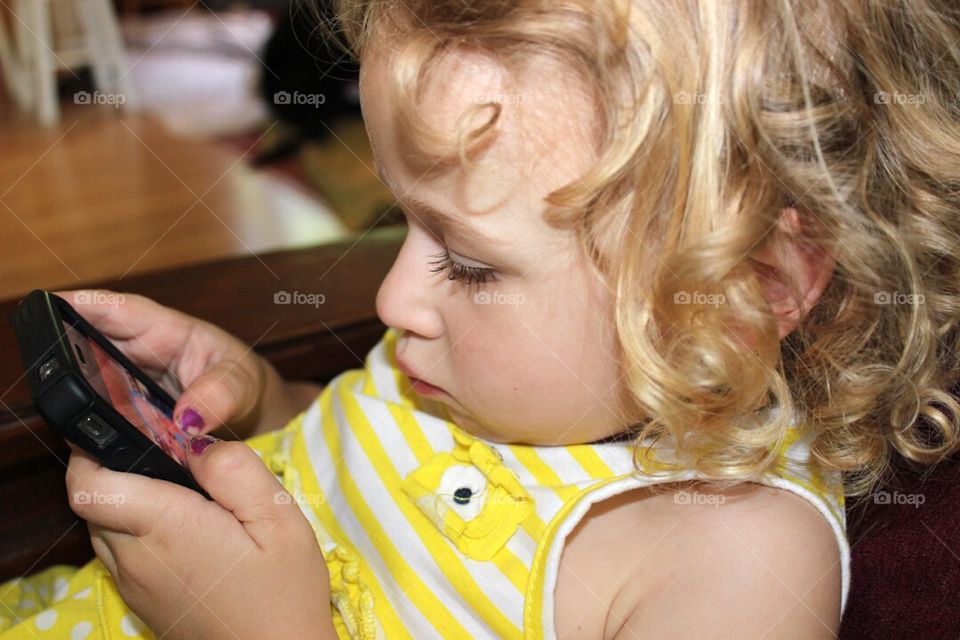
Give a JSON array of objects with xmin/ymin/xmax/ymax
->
[{"xmin": 317, "ymin": 0, "xmax": 960, "ymax": 500}]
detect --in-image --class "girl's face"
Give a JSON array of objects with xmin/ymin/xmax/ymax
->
[{"xmin": 361, "ymin": 41, "xmax": 630, "ymax": 445}]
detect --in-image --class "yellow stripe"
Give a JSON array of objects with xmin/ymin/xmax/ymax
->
[
  {"xmin": 245, "ymin": 415, "xmax": 410, "ymax": 639},
  {"xmin": 339, "ymin": 372, "xmax": 524, "ymax": 639},
  {"xmin": 317, "ymin": 381, "xmax": 472, "ymax": 638},
  {"xmin": 280, "ymin": 418, "xmax": 413, "ymax": 640},
  {"xmin": 361, "ymin": 366, "xmax": 379, "ymax": 397},
  {"xmin": 772, "ymin": 427, "xmax": 845, "ymax": 524},
  {"xmin": 386, "ymin": 400, "xmax": 436, "ymax": 467},
  {"xmin": 565, "ymin": 444, "xmax": 616, "ymax": 479},
  {"xmin": 493, "ymin": 544, "xmax": 532, "ymax": 595},
  {"xmin": 378, "ymin": 329, "xmax": 448, "ymax": 458},
  {"xmin": 521, "ymin": 516, "xmax": 546, "ymax": 542},
  {"xmin": 373, "ymin": 337, "xmax": 536, "ymax": 596},
  {"xmin": 383, "ymin": 397, "xmax": 532, "ymax": 596},
  {"xmin": 396, "ymin": 401, "xmax": 535, "ymax": 596},
  {"xmin": 507, "ymin": 446, "xmax": 582, "ymax": 505}
]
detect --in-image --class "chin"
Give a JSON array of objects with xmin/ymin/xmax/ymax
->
[
  {"xmin": 451, "ymin": 412, "xmax": 556, "ymax": 445},
  {"xmin": 445, "ymin": 409, "xmax": 506, "ymax": 442}
]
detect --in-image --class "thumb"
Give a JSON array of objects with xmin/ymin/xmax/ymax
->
[
  {"xmin": 173, "ymin": 359, "xmax": 261, "ymax": 438},
  {"xmin": 183, "ymin": 435, "xmax": 303, "ymax": 545}
]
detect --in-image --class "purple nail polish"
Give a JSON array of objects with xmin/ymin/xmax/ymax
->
[
  {"xmin": 178, "ymin": 408, "xmax": 204, "ymax": 434},
  {"xmin": 189, "ymin": 435, "xmax": 219, "ymax": 455}
]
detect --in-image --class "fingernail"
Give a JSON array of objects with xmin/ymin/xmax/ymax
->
[
  {"xmin": 178, "ymin": 408, "xmax": 204, "ymax": 435},
  {"xmin": 189, "ymin": 434, "xmax": 220, "ymax": 455}
]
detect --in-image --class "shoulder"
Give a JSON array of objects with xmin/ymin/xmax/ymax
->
[{"xmin": 556, "ymin": 481, "xmax": 842, "ymax": 640}]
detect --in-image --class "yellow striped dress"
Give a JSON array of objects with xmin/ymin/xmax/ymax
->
[{"xmin": 0, "ymin": 327, "xmax": 850, "ymax": 639}]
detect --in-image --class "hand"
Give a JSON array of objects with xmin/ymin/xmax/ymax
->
[
  {"xmin": 65, "ymin": 436, "xmax": 337, "ymax": 639},
  {"xmin": 54, "ymin": 289, "xmax": 301, "ymax": 440}
]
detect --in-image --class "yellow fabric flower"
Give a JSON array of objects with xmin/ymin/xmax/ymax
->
[{"xmin": 402, "ymin": 429, "xmax": 534, "ymax": 561}]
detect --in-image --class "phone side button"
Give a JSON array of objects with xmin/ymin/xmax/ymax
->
[{"xmin": 75, "ymin": 414, "xmax": 119, "ymax": 449}]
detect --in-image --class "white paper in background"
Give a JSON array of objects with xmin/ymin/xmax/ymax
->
[{"xmin": 119, "ymin": 8, "xmax": 275, "ymax": 140}]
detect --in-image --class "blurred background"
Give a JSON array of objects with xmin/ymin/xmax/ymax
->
[{"xmin": 0, "ymin": 0, "xmax": 402, "ymax": 300}]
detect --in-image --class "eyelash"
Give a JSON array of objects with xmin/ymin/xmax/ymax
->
[{"xmin": 428, "ymin": 251, "xmax": 497, "ymax": 286}]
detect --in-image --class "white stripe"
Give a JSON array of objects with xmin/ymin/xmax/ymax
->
[
  {"xmin": 351, "ymin": 391, "xmax": 422, "ymax": 477},
  {"xmin": 299, "ymin": 398, "xmax": 444, "ymax": 638},
  {"xmin": 591, "ymin": 443, "xmax": 639, "ymax": 476},
  {"xmin": 504, "ymin": 525, "xmax": 539, "ymax": 569},
  {"xmin": 332, "ymin": 388, "xmax": 527, "ymax": 633},
  {"xmin": 413, "ymin": 411, "xmax": 456, "ymax": 453},
  {"xmin": 534, "ymin": 446, "xmax": 596, "ymax": 484},
  {"xmin": 326, "ymin": 383, "xmax": 517, "ymax": 636},
  {"xmin": 496, "ymin": 445, "xmax": 567, "ymax": 525},
  {"xmin": 364, "ymin": 335, "xmax": 404, "ymax": 403},
  {"xmin": 361, "ymin": 340, "xmax": 533, "ymax": 616},
  {"xmin": 364, "ymin": 334, "xmax": 457, "ymax": 455}
]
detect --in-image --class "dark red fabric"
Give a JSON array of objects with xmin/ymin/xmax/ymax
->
[{"xmin": 839, "ymin": 459, "xmax": 960, "ymax": 639}]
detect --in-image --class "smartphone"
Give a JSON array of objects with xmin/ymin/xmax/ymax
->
[{"xmin": 10, "ymin": 289, "xmax": 210, "ymax": 498}]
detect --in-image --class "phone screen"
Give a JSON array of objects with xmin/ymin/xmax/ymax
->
[{"xmin": 63, "ymin": 321, "xmax": 190, "ymax": 465}]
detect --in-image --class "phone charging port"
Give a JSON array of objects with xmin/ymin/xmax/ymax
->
[
  {"xmin": 76, "ymin": 414, "xmax": 119, "ymax": 449},
  {"xmin": 38, "ymin": 358, "xmax": 59, "ymax": 382}
]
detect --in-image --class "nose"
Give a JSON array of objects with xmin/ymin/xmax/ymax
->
[{"xmin": 375, "ymin": 231, "xmax": 444, "ymax": 339}]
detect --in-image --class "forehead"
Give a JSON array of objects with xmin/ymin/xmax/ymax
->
[{"xmin": 359, "ymin": 39, "xmax": 600, "ymax": 244}]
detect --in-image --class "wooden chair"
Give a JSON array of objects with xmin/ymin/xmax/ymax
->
[
  {"xmin": 0, "ymin": 223, "xmax": 957, "ymax": 638},
  {"xmin": 3, "ymin": 0, "xmax": 136, "ymax": 126}
]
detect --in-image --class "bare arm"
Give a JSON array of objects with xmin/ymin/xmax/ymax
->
[{"xmin": 607, "ymin": 483, "xmax": 842, "ymax": 640}]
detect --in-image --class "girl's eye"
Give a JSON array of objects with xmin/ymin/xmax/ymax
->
[{"xmin": 428, "ymin": 251, "xmax": 497, "ymax": 286}]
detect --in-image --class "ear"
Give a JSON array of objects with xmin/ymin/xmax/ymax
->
[{"xmin": 747, "ymin": 208, "xmax": 835, "ymax": 339}]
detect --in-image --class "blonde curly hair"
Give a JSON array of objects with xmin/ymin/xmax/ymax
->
[{"xmin": 318, "ymin": 0, "xmax": 960, "ymax": 499}]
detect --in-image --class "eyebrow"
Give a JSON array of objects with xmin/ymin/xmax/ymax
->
[
  {"xmin": 376, "ymin": 166, "xmax": 501, "ymax": 249},
  {"xmin": 403, "ymin": 196, "xmax": 503, "ymax": 249}
]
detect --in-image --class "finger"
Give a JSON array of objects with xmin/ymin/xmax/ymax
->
[
  {"xmin": 185, "ymin": 436, "xmax": 303, "ymax": 546},
  {"xmin": 53, "ymin": 290, "xmax": 165, "ymax": 339},
  {"xmin": 64, "ymin": 443, "xmax": 103, "ymax": 499},
  {"xmin": 173, "ymin": 358, "xmax": 261, "ymax": 437},
  {"xmin": 66, "ymin": 447, "xmax": 205, "ymax": 537},
  {"xmin": 87, "ymin": 522, "xmax": 120, "ymax": 579},
  {"xmin": 53, "ymin": 289, "xmax": 186, "ymax": 371}
]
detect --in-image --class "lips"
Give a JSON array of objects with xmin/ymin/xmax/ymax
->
[{"xmin": 396, "ymin": 356, "xmax": 442, "ymax": 392}]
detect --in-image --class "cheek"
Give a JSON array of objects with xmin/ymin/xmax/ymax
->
[
  {"xmin": 445, "ymin": 319, "xmax": 532, "ymax": 393},
  {"xmin": 442, "ymin": 252, "xmax": 621, "ymax": 410},
  {"xmin": 446, "ymin": 303, "xmax": 618, "ymax": 404}
]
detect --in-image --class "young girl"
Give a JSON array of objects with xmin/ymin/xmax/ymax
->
[{"xmin": 3, "ymin": 0, "xmax": 960, "ymax": 638}]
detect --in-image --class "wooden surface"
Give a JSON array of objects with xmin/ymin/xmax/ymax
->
[
  {"xmin": 0, "ymin": 225, "xmax": 403, "ymax": 582},
  {"xmin": 2, "ymin": 219, "xmax": 960, "ymax": 639},
  {"xmin": 0, "ymin": 102, "xmax": 354, "ymax": 300}
]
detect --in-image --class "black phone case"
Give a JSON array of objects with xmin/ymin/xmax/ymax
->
[{"xmin": 9, "ymin": 289, "xmax": 210, "ymax": 499}]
